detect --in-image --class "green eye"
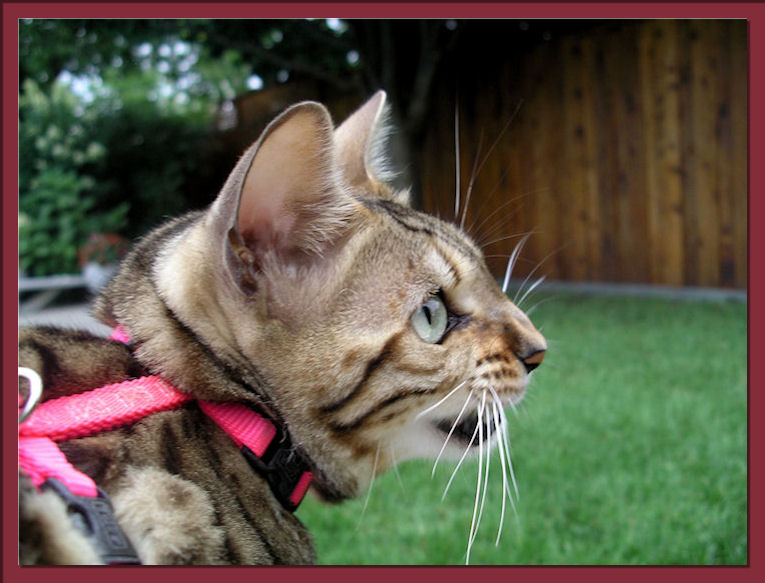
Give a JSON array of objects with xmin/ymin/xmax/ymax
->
[{"xmin": 411, "ymin": 296, "xmax": 448, "ymax": 344}]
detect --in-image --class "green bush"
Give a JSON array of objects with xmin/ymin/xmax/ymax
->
[
  {"xmin": 19, "ymin": 79, "xmax": 128, "ymax": 276},
  {"xmin": 19, "ymin": 168, "xmax": 127, "ymax": 276},
  {"xmin": 19, "ymin": 75, "xmax": 214, "ymax": 276},
  {"xmin": 86, "ymin": 103, "xmax": 212, "ymax": 238}
]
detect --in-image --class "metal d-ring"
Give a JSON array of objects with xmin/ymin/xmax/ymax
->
[{"xmin": 18, "ymin": 367, "xmax": 42, "ymax": 424}]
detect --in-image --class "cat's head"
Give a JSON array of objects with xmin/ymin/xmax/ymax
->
[{"xmin": 162, "ymin": 91, "xmax": 546, "ymax": 501}]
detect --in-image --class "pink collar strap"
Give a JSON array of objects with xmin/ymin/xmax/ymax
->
[
  {"xmin": 19, "ymin": 326, "xmax": 312, "ymax": 515},
  {"xmin": 107, "ymin": 325, "xmax": 313, "ymax": 510}
]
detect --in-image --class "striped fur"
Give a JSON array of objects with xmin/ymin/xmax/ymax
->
[{"xmin": 18, "ymin": 91, "xmax": 545, "ymax": 564}]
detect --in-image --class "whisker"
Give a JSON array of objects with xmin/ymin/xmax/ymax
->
[
  {"xmin": 454, "ymin": 100, "xmax": 461, "ymax": 220},
  {"xmin": 472, "ymin": 204, "xmax": 524, "ymax": 249},
  {"xmin": 460, "ymin": 131, "xmax": 485, "ymax": 229},
  {"xmin": 464, "ymin": 167, "xmax": 514, "ymax": 237},
  {"xmin": 483, "ymin": 253, "xmax": 520, "ymax": 260},
  {"xmin": 356, "ymin": 444, "xmax": 380, "ymax": 530},
  {"xmin": 442, "ymin": 392, "xmax": 480, "ymax": 500},
  {"xmin": 434, "ymin": 389, "xmax": 474, "ymax": 478},
  {"xmin": 516, "ymin": 275, "xmax": 547, "ymax": 309},
  {"xmin": 508, "ymin": 242, "xmax": 568, "ymax": 301},
  {"xmin": 466, "ymin": 392, "xmax": 487, "ymax": 564},
  {"xmin": 489, "ymin": 387, "xmax": 519, "ymax": 505},
  {"xmin": 461, "ymin": 100, "xmax": 524, "ymax": 232},
  {"xmin": 479, "ymin": 231, "xmax": 532, "ymax": 250},
  {"xmin": 500, "ymin": 410, "xmax": 520, "ymax": 503},
  {"xmin": 469, "ymin": 187, "xmax": 549, "ymax": 241},
  {"xmin": 502, "ymin": 232, "xmax": 532, "ymax": 294},
  {"xmin": 388, "ymin": 446, "xmax": 406, "ymax": 492},
  {"xmin": 490, "ymin": 396, "xmax": 508, "ymax": 545},
  {"xmin": 470, "ymin": 393, "xmax": 491, "ymax": 549},
  {"xmin": 512, "ymin": 247, "xmax": 558, "ymax": 304},
  {"xmin": 525, "ymin": 294, "xmax": 559, "ymax": 317},
  {"xmin": 415, "ymin": 380, "xmax": 468, "ymax": 420}
]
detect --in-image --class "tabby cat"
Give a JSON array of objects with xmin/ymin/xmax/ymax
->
[{"xmin": 18, "ymin": 91, "xmax": 546, "ymax": 565}]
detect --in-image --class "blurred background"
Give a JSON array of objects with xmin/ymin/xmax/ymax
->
[
  {"xmin": 17, "ymin": 19, "xmax": 747, "ymax": 566},
  {"xmin": 18, "ymin": 19, "xmax": 747, "ymax": 289}
]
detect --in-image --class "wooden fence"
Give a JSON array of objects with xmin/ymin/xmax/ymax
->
[{"xmin": 420, "ymin": 20, "xmax": 747, "ymax": 289}]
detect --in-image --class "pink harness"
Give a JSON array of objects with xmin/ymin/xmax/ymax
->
[{"xmin": 18, "ymin": 327, "xmax": 313, "ymax": 563}]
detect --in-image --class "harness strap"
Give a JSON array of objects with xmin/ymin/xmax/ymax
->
[
  {"xmin": 197, "ymin": 400, "xmax": 276, "ymax": 457},
  {"xmin": 19, "ymin": 376, "xmax": 191, "ymax": 442},
  {"xmin": 19, "ymin": 325, "xmax": 313, "ymax": 515},
  {"xmin": 19, "ymin": 436, "xmax": 98, "ymax": 497},
  {"xmin": 18, "ymin": 326, "xmax": 313, "ymax": 562},
  {"xmin": 198, "ymin": 401, "xmax": 313, "ymax": 510}
]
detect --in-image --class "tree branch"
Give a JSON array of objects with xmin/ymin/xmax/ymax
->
[{"xmin": 205, "ymin": 29, "xmax": 363, "ymax": 93}]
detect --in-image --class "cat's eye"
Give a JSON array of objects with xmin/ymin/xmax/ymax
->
[{"xmin": 411, "ymin": 296, "xmax": 448, "ymax": 344}]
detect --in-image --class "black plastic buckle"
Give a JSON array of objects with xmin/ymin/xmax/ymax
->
[
  {"xmin": 43, "ymin": 478, "xmax": 141, "ymax": 565},
  {"xmin": 241, "ymin": 423, "xmax": 311, "ymax": 512}
]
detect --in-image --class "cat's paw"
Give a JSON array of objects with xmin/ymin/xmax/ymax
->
[{"xmin": 111, "ymin": 466, "xmax": 225, "ymax": 564}]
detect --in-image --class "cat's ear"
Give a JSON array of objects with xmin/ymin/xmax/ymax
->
[
  {"xmin": 211, "ymin": 101, "xmax": 354, "ymax": 294},
  {"xmin": 334, "ymin": 90, "xmax": 406, "ymax": 203}
]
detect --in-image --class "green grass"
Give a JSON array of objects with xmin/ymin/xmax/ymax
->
[{"xmin": 296, "ymin": 293, "xmax": 747, "ymax": 565}]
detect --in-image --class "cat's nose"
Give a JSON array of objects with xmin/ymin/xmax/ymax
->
[{"xmin": 517, "ymin": 347, "xmax": 546, "ymax": 374}]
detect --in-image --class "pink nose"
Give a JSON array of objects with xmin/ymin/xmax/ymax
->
[{"xmin": 519, "ymin": 348, "xmax": 546, "ymax": 373}]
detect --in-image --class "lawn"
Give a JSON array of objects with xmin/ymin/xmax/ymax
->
[{"xmin": 296, "ymin": 292, "xmax": 748, "ymax": 565}]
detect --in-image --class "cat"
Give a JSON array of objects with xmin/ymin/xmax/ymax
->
[{"xmin": 18, "ymin": 91, "xmax": 546, "ymax": 565}]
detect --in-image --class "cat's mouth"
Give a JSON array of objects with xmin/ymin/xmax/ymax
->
[{"xmin": 435, "ymin": 413, "xmax": 495, "ymax": 446}]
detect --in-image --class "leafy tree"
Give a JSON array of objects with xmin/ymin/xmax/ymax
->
[
  {"xmin": 20, "ymin": 19, "xmax": 468, "ymax": 204},
  {"xmin": 20, "ymin": 19, "xmax": 579, "ymax": 276}
]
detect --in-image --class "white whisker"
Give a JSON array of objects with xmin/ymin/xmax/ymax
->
[
  {"xmin": 466, "ymin": 392, "xmax": 487, "ymax": 564},
  {"xmin": 388, "ymin": 446, "xmax": 406, "ymax": 492},
  {"xmin": 461, "ymin": 100, "xmax": 523, "ymax": 233},
  {"xmin": 416, "ymin": 380, "xmax": 468, "ymax": 420},
  {"xmin": 465, "ymin": 169, "xmax": 515, "ymax": 238},
  {"xmin": 460, "ymin": 131, "xmax": 485, "ymax": 229},
  {"xmin": 356, "ymin": 444, "xmax": 380, "ymax": 530},
  {"xmin": 470, "ymin": 393, "xmax": 491, "ymax": 549},
  {"xmin": 490, "ymin": 397, "xmax": 508, "ymax": 545},
  {"xmin": 442, "ymin": 393, "xmax": 480, "ymax": 500},
  {"xmin": 525, "ymin": 295, "xmax": 559, "ymax": 317},
  {"xmin": 432, "ymin": 388, "xmax": 473, "ymax": 477},
  {"xmin": 481, "ymin": 232, "xmax": 533, "ymax": 250},
  {"xmin": 512, "ymin": 245, "xmax": 563, "ymax": 304},
  {"xmin": 502, "ymin": 232, "xmax": 532, "ymax": 294},
  {"xmin": 489, "ymin": 387, "xmax": 519, "ymax": 505},
  {"xmin": 516, "ymin": 275, "xmax": 546, "ymax": 309},
  {"xmin": 454, "ymin": 101, "xmax": 461, "ymax": 220},
  {"xmin": 470, "ymin": 187, "xmax": 547, "ymax": 240},
  {"xmin": 500, "ymin": 417, "xmax": 519, "ymax": 503}
]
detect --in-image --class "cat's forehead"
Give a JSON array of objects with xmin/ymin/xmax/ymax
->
[{"xmin": 359, "ymin": 197, "xmax": 483, "ymax": 264}]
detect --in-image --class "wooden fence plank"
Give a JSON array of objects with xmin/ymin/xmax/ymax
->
[
  {"xmin": 677, "ymin": 20, "xmax": 701, "ymax": 287},
  {"xmin": 730, "ymin": 21, "xmax": 748, "ymax": 289},
  {"xmin": 690, "ymin": 20, "xmax": 722, "ymax": 288},
  {"xmin": 416, "ymin": 19, "xmax": 746, "ymax": 289},
  {"xmin": 715, "ymin": 21, "xmax": 736, "ymax": 288},
  {"xmin": 562, "ymin": 35, "xmax": 591, "ymax": 282},
  {"xmin": 611, "ymin": 24, "xmax": 651, "ymax": 284}
]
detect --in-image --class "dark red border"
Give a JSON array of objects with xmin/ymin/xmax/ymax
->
[{"xmin": 4, "ymin": 2, "xmax": 760, "ymax": 581}]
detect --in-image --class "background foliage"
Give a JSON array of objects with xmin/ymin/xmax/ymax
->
[
  {"xmin": 18, "ymin": 79, "xmax": 127, "ymax": 275},
  {"xmin": 19, "ymin": 19, "xmax": 359, "ymax": 275},
  {"xmin": 19, "ymin": 18, "xmax": 543, "ymax": 275}
]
